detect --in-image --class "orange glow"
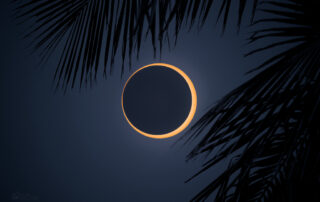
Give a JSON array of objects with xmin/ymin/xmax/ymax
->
[{"xmin": 121, "ymin": 63, "xmax": 197, "ymax": 139}]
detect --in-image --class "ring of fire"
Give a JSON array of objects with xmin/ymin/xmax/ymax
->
[{"xmin": 121, "ymin": 63, "xmax": 197, "ymax": 139}]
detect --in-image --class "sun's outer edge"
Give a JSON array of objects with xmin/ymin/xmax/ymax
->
[{"xmin": 121, "ymin": 63, "xmax": 197, "ymax": 139}]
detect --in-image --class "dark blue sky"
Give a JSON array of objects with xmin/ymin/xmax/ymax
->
[{"xmin": 0, "ymin": 1, "xmax": 263, "ymax": 201}]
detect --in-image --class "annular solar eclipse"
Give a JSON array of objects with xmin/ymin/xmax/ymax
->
[{"xmin": 122, "ymin": 63, "xmax": 197, "ymax": 139}]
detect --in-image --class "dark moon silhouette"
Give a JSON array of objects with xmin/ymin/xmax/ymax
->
[{"xmin": 122, "ymin": 65, "xmax": 192, "ymax": 135}]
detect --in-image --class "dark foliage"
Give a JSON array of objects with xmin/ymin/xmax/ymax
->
[
  {"xmin": 186, "ymin": 0, "xmax": 320, "ymax": 201},
  {"xmin": 13, "ymin": 0, "xmax": 254, "ymax": 90}
]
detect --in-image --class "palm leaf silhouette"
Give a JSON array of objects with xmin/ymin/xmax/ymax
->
[
  {"xmin": 14, "ymin": 0, "xmax": 145, "ymax": 89},
  {"xmin": 186, "ymin": 0, "xmax": 320, "ymax": 201},
  {"xmin": 13, "ymin": 0, "xmax": 256, "ymax": 90}
]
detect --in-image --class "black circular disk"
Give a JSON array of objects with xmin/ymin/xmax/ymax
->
[{"xmin": 122, "ymin": 65, "xmax": 192, "ymax": 135}]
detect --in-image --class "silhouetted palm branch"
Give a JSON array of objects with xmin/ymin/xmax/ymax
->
[
  {"xmin": 13, "ymin": 0, "xmax": 257, "ymax": 90},
  {"xmin": 13, "ymin": 0, "xmax": 146, "ymax": 89},
  {"xmin": 186, "ymin": 0, "xmax": 320, "ymax": 201}
]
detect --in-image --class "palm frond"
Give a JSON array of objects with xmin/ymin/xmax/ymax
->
[
  {"xmin": 13, "ymin": 0, "xmax": 144, "ymax": 89},
  {"xmin": 186, "ymin": 0, "xmax": 320, "ymax": 201},
  {"xmin": 13, "ymin": 0, "xmax": 258, "ymax": 90}
]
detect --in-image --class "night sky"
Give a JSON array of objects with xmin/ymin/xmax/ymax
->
[{"xmin": 0, "ymin": 1, "xmax": 266, "ymax": 201}]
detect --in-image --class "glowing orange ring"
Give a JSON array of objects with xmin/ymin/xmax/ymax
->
[{"xmin": 121, "ymin": 63, "xmax": 197, "ymax": 139}]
